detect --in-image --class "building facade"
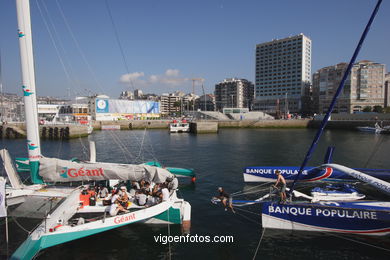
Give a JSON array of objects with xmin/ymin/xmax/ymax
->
[
  {"xmin": 254, "ymin": 33, "xmax": 311, "ymax": 113},
  {"xmin": 160, "ymin": 93, "xmax": 182, "ymax": 115},
  {"xmin": 214, "ymin": 78, "xmax": 254, "ymax": 111},
  {"xmin": 196, "ymin": 94, "xmax": 216, "ymax": 111},
  {"xmin": 385, "ymin": 72, "xmax": 390, "ymax": 108},
  {"xmin": 313, "ymin": 60, "xmax": 386, "ymax": 113}
]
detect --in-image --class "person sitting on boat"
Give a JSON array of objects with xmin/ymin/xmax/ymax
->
[
  {"xmin": 118, "ymin": 186, "xmax": 130, "ymax": 209},
  {"xmin": 141, "ymin": 181, "xmax": 153, "ymax": 195},
  {"xmin": 152, "ymin": 183, "xmax": 162, "ymax": 198},
  {"xmin": 217, "ymin": 187, "xmax": 235, "ymax": 213},
  {"xmin": 98, "ymin": 184, "xmax": 109, "ymax": 199},
  {"xmin": 135, "ymin": 190, "xmax": 148, "ymax": 206},
  {"xmin": 87, "ymin": 186, "xmax": 96, "ymax": 198},
  {"xmin": 160, "ymin": 184, "xmax": 170, "ymax": 202},
  {"xmin": 109, "ymin": 198, "xmax": 129, "ymax": 216},
  {"xmin": 139, "ymin": 179, "xmax": 146, "ymax": 189},
  {"xmin": 167, "ymin": 175, "xmax": 178, "ymax": 195},
  {"xmin": 273, "ymin": 170, "xmax": 287, "ymax": 204},
  {"xmin": 132, "ymin": 181, "xmax": 140, "ymax": 190}
]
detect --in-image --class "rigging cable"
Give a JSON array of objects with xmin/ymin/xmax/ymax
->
[
  {"xmin": 363, "ymin": 134, "xmax": 385, "ymax": 168},
  {"xmin": 104, "ymin": 0, "xmax": 135, "ymax": 91},
  {"xmin": 54, "ymin": 0, "xmax": 106, "ymax": 94},
  {"xmin": 252, "ymin": 228, "xmax": 266, "ymax": 260},
  {"xmin": 231, "ymin": 182, "xmax": 272, "ymax": 197},
  {"xmin": 35, "ymin": 0, "xmax": 81, "ymax": 94}
]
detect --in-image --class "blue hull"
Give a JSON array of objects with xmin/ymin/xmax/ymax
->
[
  {"xmin": 262, "ymin": 201, "xmax": 390, "ymax": 235},
  {"xmin": 244, "ymin": 166, "xmax": 390, "ymax": 182}
]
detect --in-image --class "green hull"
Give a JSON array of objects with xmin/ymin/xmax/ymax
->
[
  {"xmin": 145, "ymin": 161, "xmax": 195, "ymax": 178},
  {"xmin": 11, "ymin": 206, "xmax": 181, "ymax": 260}
]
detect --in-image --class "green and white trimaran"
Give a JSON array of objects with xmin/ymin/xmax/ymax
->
[{"xmin": 1, "ymin": 1, "xmax": 191, "ymax": 259}]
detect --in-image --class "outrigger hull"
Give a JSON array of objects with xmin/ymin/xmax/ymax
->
[
  {"xmin": 243, "ymin": 166, "xmax": 390, "ymax": 182},
  {"xmin": 261, "ymin": 201, "xmax": 390, "ymax": 236}
]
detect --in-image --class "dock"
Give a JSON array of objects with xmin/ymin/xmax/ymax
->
[{"xmin": 0, "ymin": 123, "xmax": 90, "ymax": 139}]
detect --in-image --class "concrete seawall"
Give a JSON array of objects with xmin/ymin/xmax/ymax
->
[
  {"xmin": 3, "ymin": 117, "xmax": 388, "ymax": 139},
  {"xmin": 308, "ymin": 120, "xmax": 390, "ymax": 129},
  {"xmin": 1, "ymin": 123, "xmax": 90, "ymax": 139},
  {"xmin": 218, "ymin": 119, "xmax": 310, "ymax": 128}
]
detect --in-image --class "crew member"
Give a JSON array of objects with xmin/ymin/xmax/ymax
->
[
  {"xmin": 217, "ymin": 187, "xmax": 235, "ymax": 213},
  {"xmin": 274, "ymin": 170, "xmax": 287, "ymax": 204}
]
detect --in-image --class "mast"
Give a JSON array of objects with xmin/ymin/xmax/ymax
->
[
  {"xmin": 289, "ymin": 0, "xmax": 382, "ymax": 193},
  {"xmin": 15, "ymin": 0, "xmax": 43, "ymax": 184}
]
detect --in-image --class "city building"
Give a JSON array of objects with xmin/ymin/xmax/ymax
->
[
  {"xmin": 0, "ymin": 93, "xmax": 23, "ymax": 122},
  {"xmin": 160, "ymin": 93, "xmax": 182, "ymax": 116},
  {"xmin": 313, "ymin": 60, "xmax": 386, "ymax": 113},
  {"xmin": 385, "ymin": 72, "xmax": 390, "ymax": 108},
  {"xmin": 134, "ymin": 89, "xmax": 143, "ymax": 99},
  {"xmin": 182, "ymin": 93, "xmax": 199, "ymax": 112},
  {"xmin": 119, "ymin": 90, "xmax": 134, "ymax": 100},
  {"xmin": 214, "ymin": 78, "xmax": 254, "ymax": 111},
  {"xmin": 196, "ymin": 94, "xmax": 216, "ymax": 111},
  {"xmin": 254, "ymin": 33, "xmax": 312, "ymax": 113}
]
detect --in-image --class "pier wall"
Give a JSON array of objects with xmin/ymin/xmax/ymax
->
[
  {"xmin": 0, "ymin": 123, "xmax": 90, "ymax": 139},
  {"xmin": 190, "ymin": 122, "xmax": 218, "ymax": 134}
]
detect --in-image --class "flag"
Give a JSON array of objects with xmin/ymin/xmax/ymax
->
[{"xmin": 0, "ymin": 178, "xmax": 6, "ymax": 217}]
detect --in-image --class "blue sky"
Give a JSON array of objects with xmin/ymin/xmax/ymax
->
[{"xmin": 0, "ymin": 0, "xmax": 389, "ymax": 99}]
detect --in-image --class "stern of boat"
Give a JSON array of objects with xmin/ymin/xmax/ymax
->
[{"xmin": 144, "ymin": 191, "xmax": 191, "ymax": 233}]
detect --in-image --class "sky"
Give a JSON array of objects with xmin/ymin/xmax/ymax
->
[{"xmin": 0, "ymin": 0, "xmax": 389, "ymax": 99}]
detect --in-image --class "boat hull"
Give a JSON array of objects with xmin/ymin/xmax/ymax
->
[
  {"xmin": 262, "ymin": 201, "xmax": 390, "ymax": 236},
  {"xmin": 243, "ymin": 166, "xmax": 390, "ymax": 182}
]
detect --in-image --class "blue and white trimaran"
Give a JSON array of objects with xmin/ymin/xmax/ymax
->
[
  {"xmin": 239, "ymin": 0, "xmax": 390, "ymax": 236},
  {"xmin": 0, "ymin": 1, "xmax": 191, "ymax": 259}
]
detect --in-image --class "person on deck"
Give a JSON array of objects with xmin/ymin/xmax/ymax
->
[
  {"xmin": 217, "ymin": 187, "xmax": 235, "ymax": 213},
  {"xmin": 273, "ymin": 170, "xmax": 287, "ymax": 203},
  {"xmin": 118, "ymin": 186, "xmax": 130, "ymax": 208},
  {"xmin": 167, "ymin": 176, "xmax": 178, "ymax": 195},
  {"xmin": 160, "ymin": 184, "xmax": 170, "ymax": 202},
  {"xmin": 98, "ymin": 184, "xmax": 109, "ymax": 199},
  {"xmin": 135, "ymin": 190, "xmax": 148, "ymax": 206}
]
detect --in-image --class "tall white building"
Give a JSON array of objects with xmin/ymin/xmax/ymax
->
[{"xmin": 254, "ymin": 33, "xmax": 311, "ymax": 113}]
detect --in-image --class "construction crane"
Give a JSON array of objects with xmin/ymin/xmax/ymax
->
[
  {"xmin": 189, "ymin": 78, "xmax": 205, "ymax": 114},
  {"xmin": 191, "ymin": 78, "xmax": 204, "ymax": 95}
]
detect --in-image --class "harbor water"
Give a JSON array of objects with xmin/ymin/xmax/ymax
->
[{"xmin": 1, "ymin": 128, "xmax": 390, "ymax": 259}]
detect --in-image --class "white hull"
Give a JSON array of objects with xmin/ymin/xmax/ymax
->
[
  {"xmin": 262, "ymin": 213, "xmax": 390, "ymax": 236},
  {"xmin": 170, "ymin": 123, "xmax": 190, "ymax": 133}
]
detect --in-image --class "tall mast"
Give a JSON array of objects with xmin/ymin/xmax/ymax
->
[{"xmin": 15, "ymin": 0, "xmax": 43, "ymax": 184}]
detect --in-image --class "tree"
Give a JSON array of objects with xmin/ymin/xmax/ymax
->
[
  {"xmin": 362, "ymin": 106, "xmax": 372, "ymax": 112},
  {"xmin": 373, "ymin": 105, "xmax": 383, "ymax": 113},
  {"xmin": 384, "ymin": 107, "xmax": 390, "ymax": 113}
]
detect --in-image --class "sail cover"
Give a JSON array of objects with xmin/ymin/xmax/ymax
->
[{"xmin": 39, "ymin": 157, "xmax": 173, "ymax": 183}]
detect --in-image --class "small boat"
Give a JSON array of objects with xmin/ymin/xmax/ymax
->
[
  {"xmin": 169, "ymin": 119, "xmax": 190, "ymax": 133},
  {"xmin": 357, "ymin": 123, "xmax": 390, "ymax": 134}
]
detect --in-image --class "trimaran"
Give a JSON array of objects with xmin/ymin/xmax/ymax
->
[
  {"xmin": 0, "ymin": 0, "xmax": 192, "ymax": 259},
  {"xmin": 227, "ymin": 0, "xmax": 390, "ymax": 236}
]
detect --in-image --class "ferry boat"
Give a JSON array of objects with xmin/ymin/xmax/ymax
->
[{"xmin": 169, "ymin": 119, "xmax": 190, "ymax": 133}]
